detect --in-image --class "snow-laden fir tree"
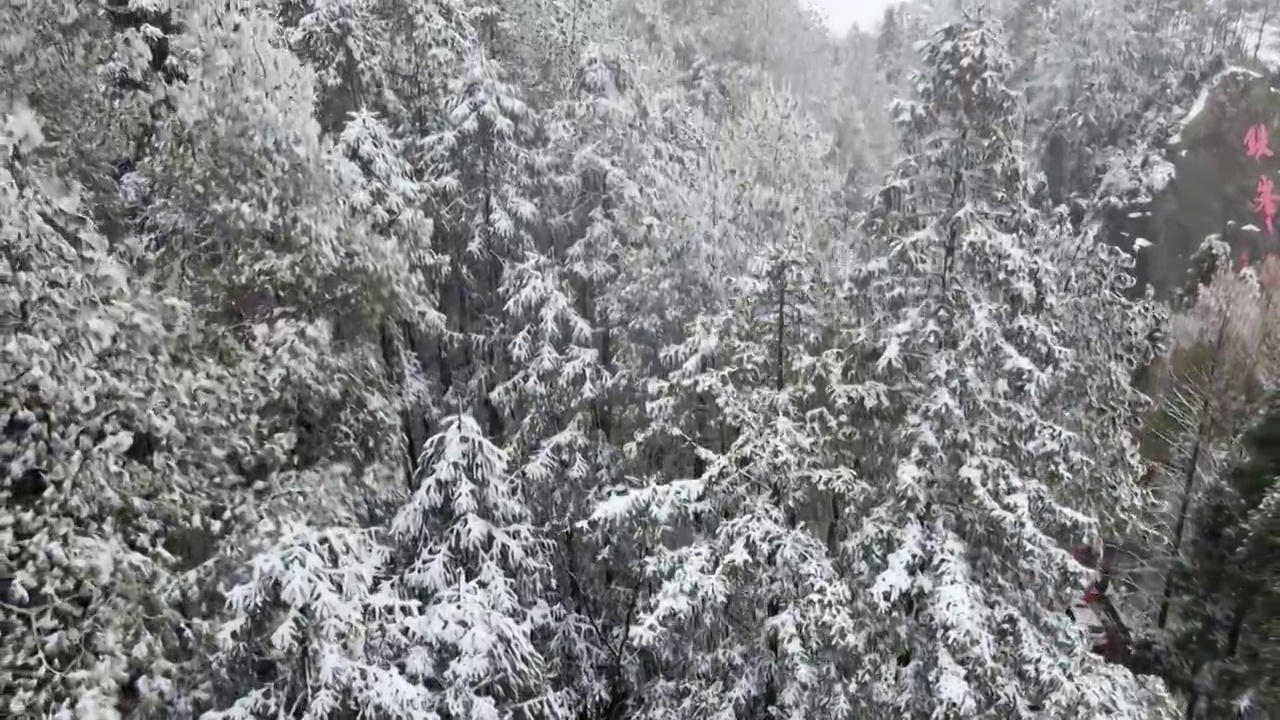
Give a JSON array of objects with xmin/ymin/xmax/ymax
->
[
  {"xmin": 202, "ymin": 523, "xmax": 428, "ymax": 718},
  {"xmin": 388, "ymin": 412, "xmax": 559, "ymax": 718},
  {"xmin": 846, "ymin": 14, "xmax": 1176, "ymax": 717},
  {"xmin": 1171, "ymin": 395, "xmax": 1280, "ymax": 719},
  {"xmin": 506, "ymin": 44, "xmax": 652, "ymax": 717},
  {"xmin": 1176, "ymin": 236, "xmax": 1234, "ymax": 312},
  {"xmin": 207, "ymin": 413, "xmax": 556, "ymax": 719},
  {"xmin": 585, "ymin": 84, "xmax": 863, "ymax": 719}
]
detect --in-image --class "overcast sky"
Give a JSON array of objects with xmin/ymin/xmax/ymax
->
[{"xmin": 805, "ymin": 0, "xmax": 897, "ymax": 35}]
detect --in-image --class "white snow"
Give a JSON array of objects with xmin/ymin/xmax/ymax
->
[
  {"xmin": 1072, "ymin": 601, "xmax": 1099, "ymax": 631},
  {"xmin": 1147, "ymin": 159, "xmax": 1175, "ymax": 192},
  {"xmin": 934, "ymin": 648, "xmax": 978, "ymax": 715},
  {"xmin": 870, "ymin": 519, "xmax": 924, "ymax": 608},
  {"xmin": 589, "ymin": 479, "xmax": 704, "ymax": 523},
  {"xmin": 1257, "ymin": 21, "xmax": 1280, "ymax": 70},
  {"xmin": 4, "ymin": 100, "xmax": 43, "ymax": 153}
]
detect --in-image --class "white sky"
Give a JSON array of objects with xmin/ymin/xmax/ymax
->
[{"xmin": 805, "ymin": 0, "xmax": 898, "ymax": 36}]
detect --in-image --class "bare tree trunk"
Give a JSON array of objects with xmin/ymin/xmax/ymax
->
[
  {"xmin": 380, "ymin": 321, "xmax": 419, "ymax": 491},
  {"xmin": 1158, "ymin": 318, "xmax": 1229, "ymax": 629}
]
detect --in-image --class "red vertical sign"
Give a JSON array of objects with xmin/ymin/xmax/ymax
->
[
  {"xmin": 1244, "ymin": 124, "xmax": 1273, "ymax": 160},
  {"xmin": 1245, "ymin": 123, "xmax": 1279, "ymax": 236},
  {"xmin": 1254, "ymin": 176, "xmax": 1280, "ymax": 235}
]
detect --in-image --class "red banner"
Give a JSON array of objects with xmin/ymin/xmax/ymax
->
[{"xmin": 1245, "ymin": 123, "xmax": 1279, "ymax": 235}]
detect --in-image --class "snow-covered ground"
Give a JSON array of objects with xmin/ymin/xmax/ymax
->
[{"xmin": 1259, "ymin": 21, "xmax": 1280, "ymax": 71}]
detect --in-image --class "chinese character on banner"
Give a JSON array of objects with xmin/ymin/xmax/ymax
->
[
  {"xmin": 1245, "ymin": 124, "xmax": 1274, "ymax": 160},
  {"xmin": 1253, "ymin": 175, "xmax": 1280, "ymax": 234}
]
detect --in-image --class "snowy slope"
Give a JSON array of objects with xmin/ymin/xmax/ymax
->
[{"xmin": 1259, "ymin": 21, "xmax": 1280, "ymax": 71}]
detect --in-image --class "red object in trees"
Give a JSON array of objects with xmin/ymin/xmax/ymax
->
[
  {"xmin": 1241, "ymin": 249, "xmax": 1251, "ymax": 270},
  {"xmin": 1255, "ymin": 176, "xmax": 1280, "ymax": 234},
  {"xmin": 1071, "ymin": 545, "xmax": 1103, "ymax": 604}
]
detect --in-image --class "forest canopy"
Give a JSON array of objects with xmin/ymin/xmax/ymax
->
[{"xmin": 2, "ymin": 0, "xmax": 1279, "ymax": 718}]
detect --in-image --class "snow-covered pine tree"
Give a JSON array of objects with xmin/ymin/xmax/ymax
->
[
  {"xmin": 1031, "ymin": 184, "xmax": 1171, "ymax": 674},
  {"xmin": 207, "ymin": 413, "xmax": 556, "ymax": 718},
  {"xmin": 846, "ymin": 14, "xmax": 1175, "ymax": 717},
  {"xmin": 1171, "ymin": 395, "xmax": 1280, "ymax": 719},
  {"xmin": 202, "ymin": 523, "xmax": 428, "ymax": 718},
  {"xmin": 583, "ymin": 84, "xmax": 862, "ymax": 719},
  {"xmin": 146, "ymin": 0, "xmax": 438, "ymax": 530},
  {"xmin": 1177, "ymin": 236, "xmax": 1234, "ymax": 311},
  {"xmin": 389, "ymin": 412, "xmax": 558, "ymax": 718},
  {"xmin": 276, "ymin": 0, "xmax": 388, "ymax": 133},
  {"xmin": 507, "ymin": 44, "xmax": 657, "ymax": 717},
  {"xmin": 416, "ymin": 20, "xmax": 548, "ymax": 440},
  {"xmin": 492, "ymin": 0, "xmax": 611, "ymax": 99}
]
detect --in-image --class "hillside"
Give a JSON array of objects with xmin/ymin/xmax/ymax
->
[
  {"xmin": 1143, "ymin": 67, "xmax": 1280, "ymax": 293},
  {"xmin": 4, "ymin": 2, "xmax": 1280, "ymax": 720}
]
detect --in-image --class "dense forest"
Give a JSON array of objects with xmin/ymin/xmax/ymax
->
[{"xmin": 3, "ymin": 0, "xmax": 1280, "ymax": 718}]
